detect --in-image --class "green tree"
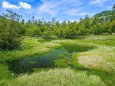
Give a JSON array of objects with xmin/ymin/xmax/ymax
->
[
  {"xmin": 0, "ymin": 10, "xmax": 22, "ymax": 50},
  {"xmin": 112, "ymin": 4, "xmax": 115, "ymax": 11}
]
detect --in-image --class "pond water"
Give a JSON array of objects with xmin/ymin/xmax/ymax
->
[{"xmin": 7, "ymin": 44, "xmax": 95, "ymax": 75}]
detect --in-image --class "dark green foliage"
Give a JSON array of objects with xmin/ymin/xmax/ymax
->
[{"xmin": 0, "ymin": 10, "xmax": 22, "ymax": 50}]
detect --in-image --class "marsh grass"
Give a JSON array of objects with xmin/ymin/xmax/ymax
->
[{"xmin": 0, "ymin": 35, "xmax": 115, "ymax": 86}]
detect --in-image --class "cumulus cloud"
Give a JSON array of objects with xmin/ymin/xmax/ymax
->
[
  {"xmin": 20, "ymin": 2, "xmax": 31, "ymax": 9},
  {"xmin": 2, "ymin": 1, "xmax": 31, "ymax": 9},
  {"xmin": 2, "ymin": 1, "xmax": 20, "ymax": 9}
]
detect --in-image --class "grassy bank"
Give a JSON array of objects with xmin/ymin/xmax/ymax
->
[{"xmin": 8, "ymin": 68, "xmax": 105, "ymax": 86}]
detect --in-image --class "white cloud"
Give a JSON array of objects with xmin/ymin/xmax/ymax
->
[
  {"xmin": 2, "ymin": 1, "xmax": 31, "ymax": 9},
  {"xmin": 20, "ymin": 2, "xmax": 31, "ymax": 9},
  {"xmin": 2, "ymin": 1, "xmax": 20, "ymax": 9},
  {"xmin": 39, "ymin": 2, "xmax": 57, "ymax": 16},
  {"xmin": 38, "ymin": 0, "xmax": 82, "ymax": 17},
  {"xmin": 89, "ymin": 0, "xmax": 105, "ymax": 6}
]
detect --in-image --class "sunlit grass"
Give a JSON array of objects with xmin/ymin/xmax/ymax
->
[{"xmin": 8, "ymin": 68, "xmax": 105, "ymax": 86}]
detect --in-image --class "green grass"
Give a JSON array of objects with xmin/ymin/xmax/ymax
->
[
  {"xmin": 7, "ymin": 68, "xmax": 105, "ymax": 86},
  {"xmin": 0, "ymin": 35, "xmax": 115, "ymax": 86},
  {"xmin": 0, "ymin": 64, "xmax": 12, "ymax": 80}
]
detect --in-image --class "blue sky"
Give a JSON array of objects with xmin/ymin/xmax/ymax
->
[{"xmin": 0, "ymin": 0, "xmax": 114, "ymax": 22}]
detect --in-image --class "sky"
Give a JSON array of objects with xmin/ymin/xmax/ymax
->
[{"xmin": 0, "ymin": 0, "xmax": 114, "ymax": 22}]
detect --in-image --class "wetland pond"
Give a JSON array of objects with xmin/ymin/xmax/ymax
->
[{"xmin": 7, "ymin": 43, "xmax": 95, "ymax": 75}]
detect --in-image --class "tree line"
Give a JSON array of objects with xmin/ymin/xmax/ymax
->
[{"xmin": 0, "ymin": 5, "xmax": 115, "ymax": 50}]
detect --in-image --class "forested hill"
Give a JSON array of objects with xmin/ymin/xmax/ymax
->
[
  {"xmin": 94, "ymin": 9, "xmax": 115, "ymax": 22},
  {"xmin": 95, "ymin": 10, "xmax": 115, "ymax": 17},
  {"xmin": 94, "ymin": 4, "xmax": 115, "ymax": 22}
]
